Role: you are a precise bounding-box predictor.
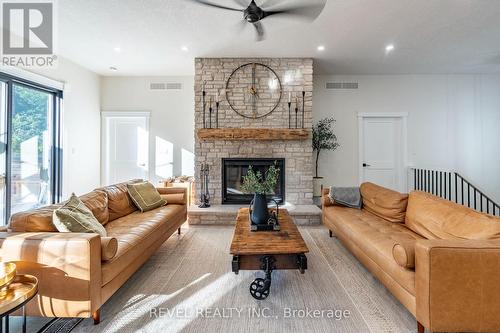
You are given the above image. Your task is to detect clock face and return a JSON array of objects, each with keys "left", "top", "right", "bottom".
[{"left": 225, "top": 63, "right": 282, "bottom": 119}]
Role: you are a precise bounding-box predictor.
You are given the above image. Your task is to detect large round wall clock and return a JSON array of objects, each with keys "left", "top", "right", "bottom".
[{"left": 225, "top": 63, "right": 282, "bottom": 119}]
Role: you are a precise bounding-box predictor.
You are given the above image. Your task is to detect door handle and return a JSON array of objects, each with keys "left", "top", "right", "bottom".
[{"left": 362, "top": 163, "right": 371, "bottom": 167}]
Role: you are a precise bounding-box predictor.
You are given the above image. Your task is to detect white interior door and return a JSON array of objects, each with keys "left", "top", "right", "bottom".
[
  {"left": 102, "top": 112, "right": 150, "bottom": 185},
  {"left": 359, "top": 115, "right": 406, "bottom": 191}
]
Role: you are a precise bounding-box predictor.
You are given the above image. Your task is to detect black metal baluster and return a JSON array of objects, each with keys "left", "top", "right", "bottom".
[
  {"left": 467, "top": 183, "right": 470, "bottom": 208},
  {"left": 431, "top": 171, "right": 434, "bottom": 195},
  {"left": 414, "top": 169, "right": 417, "bottom": 191},
  {"left": 443, "top": 172, "right": 446, "bottom": 199},
  {"left": 426, "top": 170, "right": 429, "bottom": 192},
  {"left": 487, "top": 199, "right": 490, "bottom": 214},
  {"left": 461, "top": 177, "right": 464, "bottom": 205},
  {"left": 473, "top": 188, "right": 477, "bottom": 210},
  {"left": 455, "top": 173, "right": 458, "bottom": 203},
  {"left": 480, "top": 194, "right": 483, "bottom": 213},
  {"left": 448, "top": 172, "right": 452, "bottom": 201},
  {"left": 439, "top": 171, "right": 443, "bottom": 198}
]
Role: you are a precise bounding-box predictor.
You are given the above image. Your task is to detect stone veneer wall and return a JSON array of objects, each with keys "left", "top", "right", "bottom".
[{"left": 194, "top": 58, "right": 313, "bottom": 205}]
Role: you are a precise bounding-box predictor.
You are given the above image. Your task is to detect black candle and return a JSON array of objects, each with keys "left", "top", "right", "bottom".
[
  {"left": 202, "top": 82, "right": 206, "bottom": 129},
  {"left": 302, "top": 91, "right": 305, "bottom": 129}
]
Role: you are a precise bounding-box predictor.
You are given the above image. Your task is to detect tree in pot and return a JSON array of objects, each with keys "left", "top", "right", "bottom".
[
  {"left": 312, "top": 117, "right": 340, "bottom": 196},
  {"left": 241, "top": 163, "right": 280, "bottom": 225}
]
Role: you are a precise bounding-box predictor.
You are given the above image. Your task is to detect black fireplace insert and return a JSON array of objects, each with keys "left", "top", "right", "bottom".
[{"left": 222, "top": 158, "right": 285, "bottom": 204}]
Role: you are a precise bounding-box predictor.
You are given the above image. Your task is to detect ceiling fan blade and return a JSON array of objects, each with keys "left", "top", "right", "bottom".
[
  {"left": 253, "top": 21, "right": 265, "bottom": 41},
  {"left": 261, "top": 0, "right": 285, "bottom": 8},
  {"left": 263, "top": 2, "right": 326, "bottom": 21},
  {"left": 188, "top": 0, "right": 243, "bottom": 12},
  {"left": 233, "top": 0, "right": 250, "bottom": 7}
]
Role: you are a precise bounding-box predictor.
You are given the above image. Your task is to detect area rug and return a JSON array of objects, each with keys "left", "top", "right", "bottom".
[
  {"left": 38, "top": 318, "right": 83, "bottom": 333},
  {"left": 71, "top": 226, "right": 415, "bottom": 333}
]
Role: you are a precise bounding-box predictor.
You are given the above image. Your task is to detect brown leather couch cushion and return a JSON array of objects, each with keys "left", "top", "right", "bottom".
[
  {"left": 101, "top": 204, "right": 186, "bottom": 285},
  {"left": 9, "top": 204, "right": 61, "bottom": 232},
  {"left": 101, "top": 237, "right": 118, "bottom": 261},
  {"left": 360, "top": 182, "right": 409, "bottom": 223},
  {"left": 100, "top": 179, "right": 142, "bottom": 221},
  {"left": 10, "top": 190, "right": 110, "bottom": 232},
  {"left": 393, "top": 239, "right": 416, "bottom": 269},
  {"left": 80, "top": 190, "right": 109, "bottom": 225},
  {"left": 325, "top": 205, "right": 422, "bottom": 295},
  {"left": 405, "top": 191, "right": 500, "bottom": 240}
]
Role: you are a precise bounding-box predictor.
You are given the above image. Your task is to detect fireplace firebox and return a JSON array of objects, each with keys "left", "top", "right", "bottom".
[{"left": 222, "top": 158, "right": 285, "bottom": 204}]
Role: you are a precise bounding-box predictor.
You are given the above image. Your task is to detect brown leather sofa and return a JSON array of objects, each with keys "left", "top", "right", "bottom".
[
  {"left": 0, "top": 180, "right": 187, "bottom": 324},
  {"left": 323, "top": 182, "right": 500, "bottom": 333}
]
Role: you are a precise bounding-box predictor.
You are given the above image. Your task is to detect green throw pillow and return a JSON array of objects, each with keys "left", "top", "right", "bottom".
[
  {"left": 127, "top": 182, "right": 166, "bottom": 212},
  {"left": 53, "top": 193, "right": 107, "bottom": 237}
]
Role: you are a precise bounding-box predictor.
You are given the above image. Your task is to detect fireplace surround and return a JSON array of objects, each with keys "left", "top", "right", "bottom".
[
  {"left": 222, "top": 158, "right": 285, "bottom": 204},
  {"left": 194, "top": 57, "right": 314, "bottom": 206}
]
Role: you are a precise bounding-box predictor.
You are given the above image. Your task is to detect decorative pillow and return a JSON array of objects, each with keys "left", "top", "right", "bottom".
[
  {"left": 127, "top": 182, "right": 166, "bottom": 212},
  {"left": 53, "top": 193, "right": 107, "bottom": 237}
]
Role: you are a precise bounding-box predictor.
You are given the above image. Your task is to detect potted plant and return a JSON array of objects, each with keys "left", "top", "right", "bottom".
[
  {"left": 312, "top": 117, "right": 340, "bottom": 197},
  {"left": 241, "top": 163, "right": 280, "bottom": 225}
]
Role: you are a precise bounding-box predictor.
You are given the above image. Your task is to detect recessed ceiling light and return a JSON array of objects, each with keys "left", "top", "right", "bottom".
[
  {"left": 109, "top": 66, "right": 118, "bottom": 71},
  {"left": 113, "top": 47, "right": 121, "bottom": 53},
  {"left": 181, "top": 46, "right": 189, "bottom": 52},
  {"left": 317, "top": 45, "right": 325, "bottom": 51},
  {"left": 385, "top": 44, "right": 395, "bottom": 54}
]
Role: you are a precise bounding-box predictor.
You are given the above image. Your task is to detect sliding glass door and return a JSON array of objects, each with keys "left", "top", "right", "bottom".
[
  {"left": 0, "top": 74, "right": 62, "bottom": 225},
  {"left": 0, "top": 82, "right": 7, "bottom": 225}
]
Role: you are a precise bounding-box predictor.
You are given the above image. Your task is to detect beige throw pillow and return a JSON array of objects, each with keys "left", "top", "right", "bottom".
[
  {"left": 53, "top": 193, "right": 107, "bottom": 237},
  {"left": 127, "top": 182, "right": 166, "bottom": 212}
]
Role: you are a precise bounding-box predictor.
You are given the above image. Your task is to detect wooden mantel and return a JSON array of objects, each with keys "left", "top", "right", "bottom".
[{"left": 197, "top": 128, "right": 310, "bottom": 141}]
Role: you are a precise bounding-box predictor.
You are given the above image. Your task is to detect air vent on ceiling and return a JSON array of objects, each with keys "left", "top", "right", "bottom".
[
  {"left": 326, "top": 82, "right": 359, "bottom": 90},
  {"left": 149, "top": 82, "right": 182, "bottom": 90}
]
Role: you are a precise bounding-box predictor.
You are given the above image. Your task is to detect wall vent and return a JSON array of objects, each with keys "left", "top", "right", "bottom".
[
  {"left": 326, "top": 82, "right": 359, "bottom": 90},
  {"left": 166, "top": 83, "right": 182, "bottom": 90},
  {"left": 149, "top": 82, "right": 182, "bottom": 90}
]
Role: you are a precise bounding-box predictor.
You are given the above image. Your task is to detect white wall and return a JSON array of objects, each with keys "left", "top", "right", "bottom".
[
  {"left": 452, "top": 75, "right": 500, "bottom": 203},
  {"left": 32, "top": 58, "right": 101, "bottom": 198},
  {"left": 313, "top": 74, "right": 500, "bottom": 202},
  {"left": 100, "top": 76, "right": 195, "bottom": 185}
]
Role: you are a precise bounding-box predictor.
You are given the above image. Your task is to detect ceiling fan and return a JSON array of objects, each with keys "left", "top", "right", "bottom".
[{"left": 188, "top": 0, "right": 326, "bottom": 41}]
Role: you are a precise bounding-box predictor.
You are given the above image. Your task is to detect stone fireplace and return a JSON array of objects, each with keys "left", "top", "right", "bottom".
[{"left": 190, "top": 58, "right": 319, "bottom": 225}]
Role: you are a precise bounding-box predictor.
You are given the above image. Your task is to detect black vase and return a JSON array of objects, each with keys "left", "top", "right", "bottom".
[{"left": 251, "top": 193, "right": 269, "bottom": 225}]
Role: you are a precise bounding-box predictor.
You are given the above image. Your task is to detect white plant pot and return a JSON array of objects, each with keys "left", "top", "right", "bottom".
[{"left": 313, "top": 177, "right": 324, "bottom": 197}]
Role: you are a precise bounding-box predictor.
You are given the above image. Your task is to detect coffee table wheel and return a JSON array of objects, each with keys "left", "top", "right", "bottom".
[{"left": 249, "top": 278, "right": 270, "bottom": 300}]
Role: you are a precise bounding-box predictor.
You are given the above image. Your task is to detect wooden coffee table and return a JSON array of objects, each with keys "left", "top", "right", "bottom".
[{"left": 230, "top": 208, "right": 309, "bottom": 300}]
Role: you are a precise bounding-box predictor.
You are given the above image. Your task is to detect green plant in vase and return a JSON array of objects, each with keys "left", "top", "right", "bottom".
[
  {"left": 241, "top": 163, "right": 280, "bottom": 225},
  {"left": 312, "top": 117, "right": 340, "bottom": 197}
]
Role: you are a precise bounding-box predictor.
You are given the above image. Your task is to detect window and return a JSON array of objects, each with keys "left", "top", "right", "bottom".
[{"left": 0, "top": 73, "right": 62, "bottom": 225}]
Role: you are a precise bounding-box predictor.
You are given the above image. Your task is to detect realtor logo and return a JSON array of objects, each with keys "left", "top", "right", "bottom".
[{"left": 1, "top": 0, "right": 56, "bottom": 67}]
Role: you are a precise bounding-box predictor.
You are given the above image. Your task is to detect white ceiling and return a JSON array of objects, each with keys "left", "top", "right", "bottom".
[{"left": 57, "top": 0, "right": 500, "bottom": 76}]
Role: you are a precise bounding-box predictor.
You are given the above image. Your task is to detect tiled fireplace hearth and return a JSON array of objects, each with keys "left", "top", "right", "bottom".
[{"left": 189, "top": 58, "right": 321, "bottom": 225}]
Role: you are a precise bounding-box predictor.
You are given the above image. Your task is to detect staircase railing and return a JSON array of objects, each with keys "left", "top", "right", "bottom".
[{"left": 410, "top": 168, "right": 500, "bottom": 217}]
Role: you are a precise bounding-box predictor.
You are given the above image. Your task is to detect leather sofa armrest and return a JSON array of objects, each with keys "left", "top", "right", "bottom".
[
  {"left": 0, "top": 232, "right": 102, "bottom": 317},
  {"left": 415, "top": 239, "right": 500, "bottom": 332},
  {"left": 157, "top": 187, "right": 187, "bottom": 205},
  {"left": 322, "top": 187, "right": 333, "bottom": 207},
  {"left": 101, "top": 237, "right": 118, "bottom": 261}
]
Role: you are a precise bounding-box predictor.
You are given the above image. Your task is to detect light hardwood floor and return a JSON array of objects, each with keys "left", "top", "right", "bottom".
[{"left": 13, "top": 225, "right": 417, "bottom": 332}]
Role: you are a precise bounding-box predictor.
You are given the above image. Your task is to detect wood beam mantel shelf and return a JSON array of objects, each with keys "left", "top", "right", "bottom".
[{"left": 197, "top": 128, "right": 310, "bottom": 141}]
